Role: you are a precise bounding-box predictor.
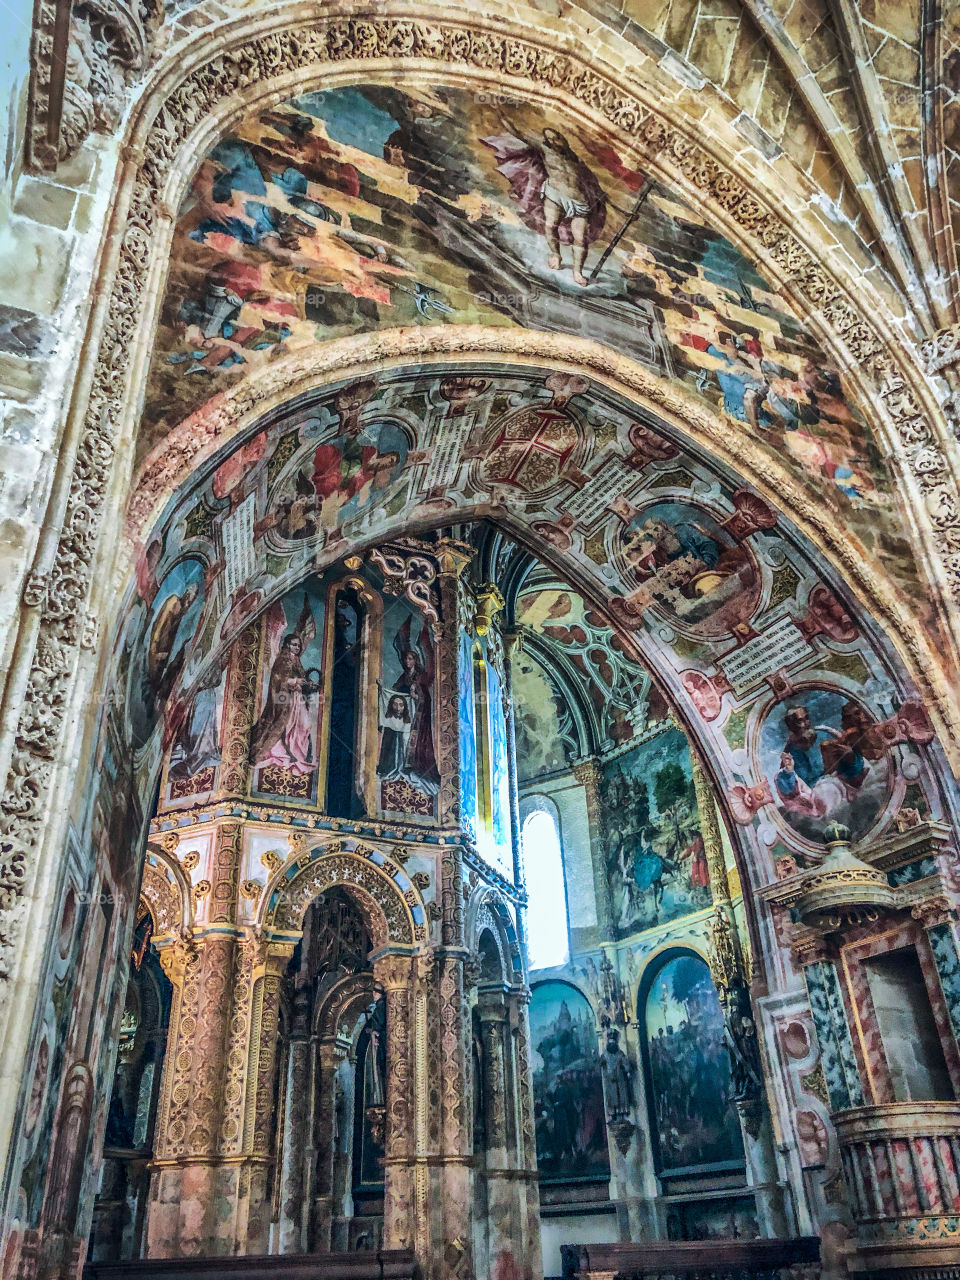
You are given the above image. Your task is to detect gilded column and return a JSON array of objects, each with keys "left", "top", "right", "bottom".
[
  {"left": 215, "top": 620, "right": 260, "bottom": 800},
  {"left": 237, "top": 940, "right": 293, "bottom": 1254},
  {"left": 146, "top": 932, "right": 236, "bottom": 1256}
]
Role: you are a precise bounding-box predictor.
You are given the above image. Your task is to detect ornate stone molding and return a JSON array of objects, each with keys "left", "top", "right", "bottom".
[
  {"left": 27, "top": 0, "right": 158, "bottom": 169},
  {"left": 921, "top": 323, "right": 960, "bottom": 377}
]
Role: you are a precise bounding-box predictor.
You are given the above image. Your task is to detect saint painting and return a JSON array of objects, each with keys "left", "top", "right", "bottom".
[
  {"left": 378, "top": 614, "right": 440, "bottom": 807},
  {"left": 168, "top": 662, "right": 225, "bottom": 794},
  {"left": 760, "top": 689, "right": 896, "bottom": 843},
  {"left": 620, "top": 502, "right": 760, "bottom": 638},
  {"left": 251, "top": 596, "right": 321, "bottom": 781},
  {"left": 128, "top": 559, "right": 205, "bottom": 749}
]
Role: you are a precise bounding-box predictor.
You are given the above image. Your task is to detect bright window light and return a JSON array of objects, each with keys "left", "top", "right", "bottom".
[{"left": 523, "top": 810, "right": 569, "bottom": 971}]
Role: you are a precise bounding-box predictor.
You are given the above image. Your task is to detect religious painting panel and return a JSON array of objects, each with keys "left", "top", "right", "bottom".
[
  {"left": 251, "top": 578, "right": 325, "bottom": 802},
  {"left": 599, "top": 727, "right": 709, "bottom": 939},
  {"left": 757, "top": 686, "right": 901, "bottom": 846},
  {"left": 262, "top": 408, "right": 411, "bottom": 551},
  {"left": 127, "top": 557, "right": 206, "bottom": 752},
  {"left": 378, "top": 595, "right": 439, "bottom": 819},
  {"left": 642, "top": 952, "right": 744, "bottom": 1175},
  {"left": 529, "top": 981, "right": 609, "bottom": 1183},
  {"left": 612, "top": 500, "right": 763, "bottom": 640},
  {"left": 162, "top": 663, "right": 226, "bottom": 806}
]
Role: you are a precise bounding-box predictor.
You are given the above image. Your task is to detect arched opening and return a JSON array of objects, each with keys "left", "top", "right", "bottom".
[{"left": 274, "top": 886, "right": 383, "bottom": 1253}]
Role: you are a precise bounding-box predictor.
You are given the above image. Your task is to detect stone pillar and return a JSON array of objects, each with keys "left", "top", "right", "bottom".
[
  {"left": 435, "top": 947, "right": 474, "bottom": 1280},
  {"left": 310, "top": 1036, "right": 348, "bottom": 1251},
  {"left": 236, "top": 941, "right": 292, "bottom": 1254},
  {"left": 695, "top": 754, "right": 790, "bottom": 1236},
  {"left": 146, "top": 933, "right": 236, "bottom": 1256},
  {"left": 913, "top": 896, "right": 960, "bottom": 1052},
  {"left": 477, "top": 986, "right": 519, "bottom": 1272},
  {"left": 277, "top": 989, "right": 312, "bottom": 1252},
  {"left": 797, "top": 940, "right": 866, "bottom": 1115},
  {"left": 572, "top": 758, "right": 615, "bottom": 938},
  {"left": 145, "top": 926, "right": 294, "bottom": 1258},
  {"left": 375, "top": 953, "right": 419, "bottom": 1258},
  {"left": 510, "top": 989, "right": 544, "bottom": 1279}
]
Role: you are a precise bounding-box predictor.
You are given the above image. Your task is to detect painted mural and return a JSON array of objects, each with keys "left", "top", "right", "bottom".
[
  {"left": 644, "top": 953, "right": 743, "bottom": 1174},
  {"left": 599, "top": 728, "right": 709, "bottom": 938},
  {"left": 121, "top": 365, "right": 950, "bottom": 878},
  {"left": 529, "top": 982, "right": 609, "bottom": 1182},
  {"left": 378, "top": 600, "right": 439, "bottom": 818},
  {"left": 251, "top": 582, "right": 326, "bottom": 802},
  {"left": 128, "top": 557, "right": 206, "bottom": 752},
  {"left": 757, "top": 687, "right": 933, "bottom": 846},
  {"left": 512, "top": 651, "right": 577, "bottom": 782},
  {"left": 618, "top": 500, "right": 764, "bottom": 639},
  {"left": 140, "top": 82, "right": 923, "bottom": 610},
  {"left": 164, "top": 663, "right": 225, "bottom": 804}
]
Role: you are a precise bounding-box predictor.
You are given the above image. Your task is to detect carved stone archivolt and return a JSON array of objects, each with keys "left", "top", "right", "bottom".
[{"left": 264, "top": 843, "right": 423, "bottom": 948}]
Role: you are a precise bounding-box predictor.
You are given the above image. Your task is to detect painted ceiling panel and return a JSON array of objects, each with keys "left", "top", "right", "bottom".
[{"left": 142, "top": 82, "right": 926, "bottom": 615}]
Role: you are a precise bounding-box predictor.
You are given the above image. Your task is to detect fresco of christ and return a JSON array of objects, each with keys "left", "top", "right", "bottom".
[{"left": 482, "top": 126, "right": 607, "bottom": 285}]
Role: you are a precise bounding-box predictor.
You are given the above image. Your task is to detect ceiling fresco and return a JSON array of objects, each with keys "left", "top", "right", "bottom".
[
  {"left": 113, "top": 363, "right": 957, "bottom": 888},
  {"left": 142, "top": 82, "right": 923, "bottom": 609}
]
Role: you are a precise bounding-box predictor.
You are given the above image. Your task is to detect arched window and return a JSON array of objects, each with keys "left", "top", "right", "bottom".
[
  {"left": 522, "top": 808, "right": 569, "bottom": 971},
  {"left": 473, "top": 647, "right": 492, "bottom": 835}
]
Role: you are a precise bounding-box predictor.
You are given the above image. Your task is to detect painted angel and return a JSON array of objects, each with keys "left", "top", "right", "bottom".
[
  {"left": 250, "top": 596, "right": 320, "bottom": 774},
  {"left": 481, "top": 125, "right": 607, "bottom": 285},
  {"left": 391, "top": 615, "right": 440, "bottom": 795}
]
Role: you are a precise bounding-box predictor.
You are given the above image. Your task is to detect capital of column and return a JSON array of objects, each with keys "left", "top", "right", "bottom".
[{"left": 911, "top": 894, "right": 956, "bottom": 928}]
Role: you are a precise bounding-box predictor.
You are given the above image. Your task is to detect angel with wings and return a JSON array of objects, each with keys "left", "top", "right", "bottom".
[
  {"left": 481, "top": 125, "right": 607, "bottom": 286},
  {"left": 383, "top": 615, "right": 440, "bottom": 795},
  {"left": 250, "top": 596, "right": 320, "bottom": 774}
]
